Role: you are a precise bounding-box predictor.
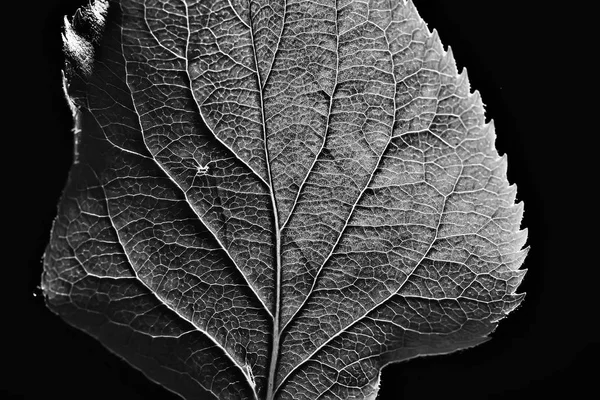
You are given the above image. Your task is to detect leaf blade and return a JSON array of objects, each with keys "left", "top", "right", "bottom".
[{"left": 43, "top": 1, "right": 527, "bottom": 399}]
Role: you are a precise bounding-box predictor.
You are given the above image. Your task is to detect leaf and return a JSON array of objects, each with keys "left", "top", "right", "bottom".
[{"left": 42, "top": 0, "right": 528, "bottom": 399}]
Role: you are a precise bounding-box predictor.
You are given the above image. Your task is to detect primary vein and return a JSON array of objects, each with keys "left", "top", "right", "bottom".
[{"left": 241, "top": 3, "right": 284, "bottom": 399}]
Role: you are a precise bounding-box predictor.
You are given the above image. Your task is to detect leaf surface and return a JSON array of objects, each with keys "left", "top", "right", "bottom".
[{"left": 42, "top": 0, "right": 528, "bottom": 399}]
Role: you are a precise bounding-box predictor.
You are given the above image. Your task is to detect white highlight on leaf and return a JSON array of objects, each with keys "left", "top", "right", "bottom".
[
  {"left": 89, "top": 0, "right": 109, "bottom": 22},
  {"left": 196, "top": 163, "right": 209, "bottom": 175},
  {"left": 62, "top": 0, "right": 108, "bottom": 76},
  {"left": 244, "top": 362, "right": 256, "bottom": 390}
]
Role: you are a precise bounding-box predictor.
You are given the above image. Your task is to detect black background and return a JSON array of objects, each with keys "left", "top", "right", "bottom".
[{"left": 9, "top": 1, "right": 594, "bottom": 399}]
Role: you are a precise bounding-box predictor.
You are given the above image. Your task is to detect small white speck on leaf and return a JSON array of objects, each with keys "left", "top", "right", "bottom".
[{"left": 196, "top": 164, "right": 209, "bottom": 176}]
